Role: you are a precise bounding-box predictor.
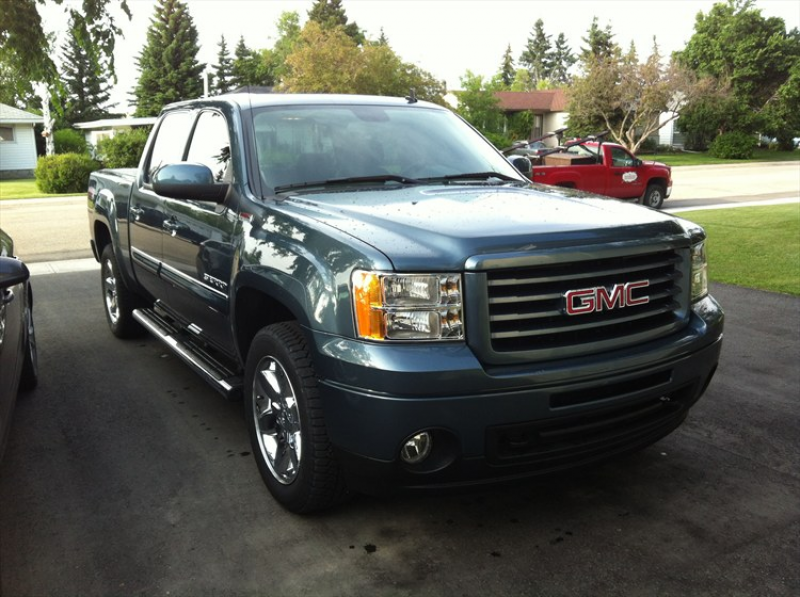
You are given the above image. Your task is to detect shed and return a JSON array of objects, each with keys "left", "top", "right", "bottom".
[{"left": 0, "top": 103, "right": 44, "bottom": 179}]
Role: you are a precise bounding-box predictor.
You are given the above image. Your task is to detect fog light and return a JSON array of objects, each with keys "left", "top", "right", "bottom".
[{"left": 400, "top": 432, "right": 432, "bottom": 465}]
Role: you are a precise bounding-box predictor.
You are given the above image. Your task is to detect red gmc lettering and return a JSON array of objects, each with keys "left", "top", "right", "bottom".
[{"left": 565, "top": 281, "right": 650, "bottom": 315}]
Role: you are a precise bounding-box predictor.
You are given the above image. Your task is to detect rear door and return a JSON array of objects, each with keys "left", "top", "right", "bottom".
[{"left": 128, "top": 111, "right": 194, "bottom": 299}]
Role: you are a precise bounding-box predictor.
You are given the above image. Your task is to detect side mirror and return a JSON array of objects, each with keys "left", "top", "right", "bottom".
[
  {"left": 509, "top": 155, "right": 532, "bottom": 178},
  {"left": 0, "top": 256, "right": 30, "bottom": 291},
  {"left": 152, "top": 163, "right": 229, "bottom": 203},
  {"left": 634, "top": 158, "right": 643, "bottom": 167}
]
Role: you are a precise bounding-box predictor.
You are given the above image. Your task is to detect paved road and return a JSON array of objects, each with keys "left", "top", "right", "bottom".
[
  {"left": 0, "top": 273, "right": 798, "bottom": 596},
  {"left": 1, "top": 161, "right": 798, "bottom": 264}
]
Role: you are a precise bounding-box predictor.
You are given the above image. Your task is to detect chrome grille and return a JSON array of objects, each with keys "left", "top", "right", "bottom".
[{"left": 485, "top": 248, "right": 687, "bottom": 356}]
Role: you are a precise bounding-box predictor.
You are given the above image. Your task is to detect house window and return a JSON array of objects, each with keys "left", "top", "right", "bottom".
[{"left": 0, "top": 126, "right": 15, "bottom": 142}]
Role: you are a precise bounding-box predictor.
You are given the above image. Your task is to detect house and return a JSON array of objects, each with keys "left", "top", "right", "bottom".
[
  {"left": 0, "top": 103, "right": 44, "bottom": 179},
  {"left": 74, "top": 116, "right": 158, "bottom": 155},
  {"left": 494, "top": 90, "right": 569, "bottom": 144}
]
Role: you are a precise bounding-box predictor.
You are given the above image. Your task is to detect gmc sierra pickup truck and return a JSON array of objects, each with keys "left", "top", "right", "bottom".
[
  {"left": 88, "top": 93, "right": 723, "bottom": 513},
  {"left": 528, "top": 140, "right": 673, "bottom": 209}
]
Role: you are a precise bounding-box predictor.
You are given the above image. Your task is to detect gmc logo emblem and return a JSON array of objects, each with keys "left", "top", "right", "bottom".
[{"left": 564, "top": 280, "right": 650, "bottom": 315}]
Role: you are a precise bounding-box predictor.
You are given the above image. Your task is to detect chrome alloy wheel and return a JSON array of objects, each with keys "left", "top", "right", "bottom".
[
  {"left": 102, "top": 257, "right": 120, "bottom": 326},
  {"left": 252, "top": 356, "right": 302, "bottom": 485}
]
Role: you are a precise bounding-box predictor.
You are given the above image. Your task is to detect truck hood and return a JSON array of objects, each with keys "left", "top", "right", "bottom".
[{"left": 280, "top": 184, "right": 688, "bottom": 270}]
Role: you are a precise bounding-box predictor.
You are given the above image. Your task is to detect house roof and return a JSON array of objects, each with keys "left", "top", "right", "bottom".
[
  {"left": 494, "top": 90, "right": 568, "bottom": 113},
  {"left": 0, "top": 103, "right": 44, "bottom": 124},
  {"left": 74, "top": 117, "right": 158, "bottom": 130}
]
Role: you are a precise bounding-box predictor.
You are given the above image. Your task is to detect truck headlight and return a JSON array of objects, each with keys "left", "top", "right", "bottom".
[
  {"left": 352, "top": 271, "right": 464, "bottom": 341},
  {"left": 690, "top": 241, "right": 708, "bottom": 302}
]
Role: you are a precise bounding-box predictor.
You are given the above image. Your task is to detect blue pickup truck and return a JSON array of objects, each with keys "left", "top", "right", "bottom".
[{"left": 88, "top": 93, "right": 723, "bottom": 513}]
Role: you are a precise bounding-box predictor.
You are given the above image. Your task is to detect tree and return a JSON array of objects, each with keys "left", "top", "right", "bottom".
[
  {"left": 568, "top": 40, "right": 711, "bottom": 152},
  {"left": 580, "top": 17, "right": 617, "bottom": 63},
  {"left": 550, "top": 33, "right": 577, "bottom": 84},
  {"left": 455, "top": 71, "right": 506, "bottom": 143},
  {"left": 0, "top": 0, "right": 130, "bottom": 90},
  {"left": 307, "top": 0, "right": 364, "bottom": 45},
  {"left": 58, "top": 15, "right": 112, "bottom": 126},
  {"left": 676, "top": 0, "right": 800, "bottom": 145},
  {"left": 133, "top": 0, "right": 205, "bottom": 116},
  {"left": 281, "top": 21, "right": 445, "bottom": 104},
  {"left": 498, "top": 45, "right": 516, "bottom": 88},
  {"left": 520, "top": 19, "right": 553, "bottom": 86},
  {"left": 212, "top": 35, "right": 234, "bottom": 95}
]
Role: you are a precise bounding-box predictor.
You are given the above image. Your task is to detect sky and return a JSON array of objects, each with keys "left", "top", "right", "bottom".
[{"left": 40, "top": 0, "right": 800, "bottom": 111}]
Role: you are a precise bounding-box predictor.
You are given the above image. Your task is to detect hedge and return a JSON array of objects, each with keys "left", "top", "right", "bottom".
[{"left": 35, "top": 153, "right": 101, "bottom": 194}]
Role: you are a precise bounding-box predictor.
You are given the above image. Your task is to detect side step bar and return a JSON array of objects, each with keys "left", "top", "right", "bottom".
[{"left": 133, "top": 308, "right": 243, "bottom": 400}]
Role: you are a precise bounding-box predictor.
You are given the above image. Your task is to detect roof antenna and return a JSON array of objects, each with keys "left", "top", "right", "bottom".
[{"left": 405, "top": 88, "right": 418, "bottom": 104}]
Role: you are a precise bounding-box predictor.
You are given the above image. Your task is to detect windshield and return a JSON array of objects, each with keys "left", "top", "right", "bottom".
[{"left": 251, "top": 104, "right": 524, "bottom": 194}]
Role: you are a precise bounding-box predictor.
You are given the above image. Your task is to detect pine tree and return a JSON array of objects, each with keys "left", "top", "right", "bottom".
[
  {"left": 133, "top": 0, "right": 205, "bottom": 116},
  {"left": 520, "top": 19, "right": 553, "bottom": 85},
  {"left": 213, "top": 35, "right": 234, "bottom": 94},
  {"left": 550, "top": 33, "right": 577, "bottom": 85},
  {"left": 307, "top": 0, "right": 364, "bottom": 45},
  {"left": 499, "top": 44, "right": 515, "bottom": 88},
  {"left": 581, "top": 17, "right": 617, "bottom": 63},
  {"left": 59, "top": 15, "right": 112, "bottom": 125}
]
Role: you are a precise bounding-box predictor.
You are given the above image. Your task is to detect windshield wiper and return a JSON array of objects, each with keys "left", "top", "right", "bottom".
[
  {"left": 274, "top": 174, "right": 422, "bottom": 194},
  {"left": 419, "top": 171, "right": 522, "bottom": 184}
]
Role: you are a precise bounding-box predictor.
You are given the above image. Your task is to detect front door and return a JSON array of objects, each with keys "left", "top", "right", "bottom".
[
  {"left": 159, "top": 110, "right": 238, "bottom": 354},
  {"left": 606, "top": 146, "right": 646, "bottom": 199}
]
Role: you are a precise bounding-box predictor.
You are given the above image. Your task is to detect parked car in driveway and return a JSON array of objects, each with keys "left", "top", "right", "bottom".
[{"left": 0, "top": 229, "right": 38, "bottom": 461}]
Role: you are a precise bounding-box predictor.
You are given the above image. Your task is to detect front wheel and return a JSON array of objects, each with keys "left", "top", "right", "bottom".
[
  {"left": 244, "top": 322, "right": 347, "bottom": 513},
  {"left": 641, "top": 184, "right": 666, "bottom": 209}
]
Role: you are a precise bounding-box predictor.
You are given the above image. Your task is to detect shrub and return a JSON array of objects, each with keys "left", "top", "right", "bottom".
[
  {"left": 53, "top": 129, "right": 89, "bottom": 155},
  {"left": 97, "top": 127, "right": 151, "bottom": 168},
  {"left": 709, "top": 131, "right": 755, "bottom": 159},
  {"left": 35, "top": 153, "right": 100, "bottom": 193}
]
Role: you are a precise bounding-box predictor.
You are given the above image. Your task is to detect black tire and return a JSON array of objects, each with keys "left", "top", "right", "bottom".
[
  {"left": 641, "top": 183, "right": 666, "bottom": 209},
  {"left": 18, "top": 288, "right": 38, "bottom": 392},
  {"left": 100, "top": 244, "right": 145, "bottom": 338},
  {"left": 244, "top": 322, "right": 347, "bottom": 513}
]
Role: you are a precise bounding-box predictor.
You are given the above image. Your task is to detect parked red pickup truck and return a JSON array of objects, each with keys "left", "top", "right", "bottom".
[{"left": 528, "top": 142, "right": 672, "bottom": 209}]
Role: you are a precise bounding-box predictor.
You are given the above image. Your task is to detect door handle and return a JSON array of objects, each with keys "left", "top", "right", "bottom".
[
  {"left": 130, "top": 206, "right": 144, "bottom": 219},
  {"left": 1, "top": 289, "right": 14, "bottom": 306}
]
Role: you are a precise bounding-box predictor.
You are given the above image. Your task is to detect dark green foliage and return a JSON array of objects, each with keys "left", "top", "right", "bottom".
[
  {"left": 212, "top": 35, "right": 234, "bottom": 95},
  {"left": 581, "top": 17, "right": 616, "bottom": 62},
  {"left": 677, "top": 0, "right": 800, "bottom": 145},
  {"left": 307, "top": 0, "right": 364, "bottom": 45},
  {"left": 0, "top": 0, "right": 129, "bottom": 100},
  {"left": 499, "top": 45, "right": 515, "bottom": 88},
  {"left": 35, "top": 153, "right": 100, "bottom": 193},
  {"left": 58, "top": 15, "right": 112, "bottom": 127},
  {"left": 709, "top": 131, "right": 756, "bottom": 159},
  {"left": 133, "top": 0, "right": 205, "bottom": 116},
  {"left": 53, "top": 129, "right": 89, "bottom": 155},
  {"left": 520, "top": 19, "right": 553, "bottom": 85},
  {"left": 550, "top": 33, "right": 577, "bottom": 84},
  {"left": 677, "top": 95, "right": 750, "bottom": 150},
  {"left": 96, "top": 128, "right": 151, "bottom": 168}
]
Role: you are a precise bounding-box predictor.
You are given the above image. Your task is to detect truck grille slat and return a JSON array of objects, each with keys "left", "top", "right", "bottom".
[{"left": 482, "top": 247, "right": 688, "bottom": 358}]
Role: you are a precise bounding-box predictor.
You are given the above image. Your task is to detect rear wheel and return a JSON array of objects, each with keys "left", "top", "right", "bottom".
[
  {"left": 641, "top": 183, "right": 666, "bottom": 209},
  {"left": 244, "top": 322, "right": 347, "bottom": 513},
  {"left": 100, "top": 245, "right": 145, "bottom": 338},
  {"left": 18, "top": 291, "right": 38, "bottom": 392}
]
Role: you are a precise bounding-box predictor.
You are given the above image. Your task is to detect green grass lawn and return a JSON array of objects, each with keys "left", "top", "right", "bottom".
[
  {"left": 643, "top": 148, "right": 800, "bottom": 167},
  {"left": 678, "top": 203, "right": 800, "bottom": 295},
  {"left": 0, "top": 179, "right": 81, "bottom": 200}
]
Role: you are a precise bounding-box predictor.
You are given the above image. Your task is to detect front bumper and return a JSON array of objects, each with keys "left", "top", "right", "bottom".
[{"left": 310, "top": 295, "right": 723, "bottom": 493}]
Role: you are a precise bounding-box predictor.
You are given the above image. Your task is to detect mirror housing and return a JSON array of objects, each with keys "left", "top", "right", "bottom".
[
  {"left": 509, "top": 155, "right": 532, "bottom": 178},
  {"left": 0, "top": 256, "right": 30, "bottom": 291},
  {"left": 152, "top": 163, "right": 229, "bottom": 203}
]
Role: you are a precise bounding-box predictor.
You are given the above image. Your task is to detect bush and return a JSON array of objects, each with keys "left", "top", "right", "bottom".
[
  {"left": 97, "top": 127, "right": 151, "bottom": 168},
  {"left": 709, "top": 131, "right": 755, "bottom": 159},
  {"left": 35, "top": 153, "right": 100, "bottom": 193},
  {"left": 53, "top": 129, "right": 89, "bottom": 155}
]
